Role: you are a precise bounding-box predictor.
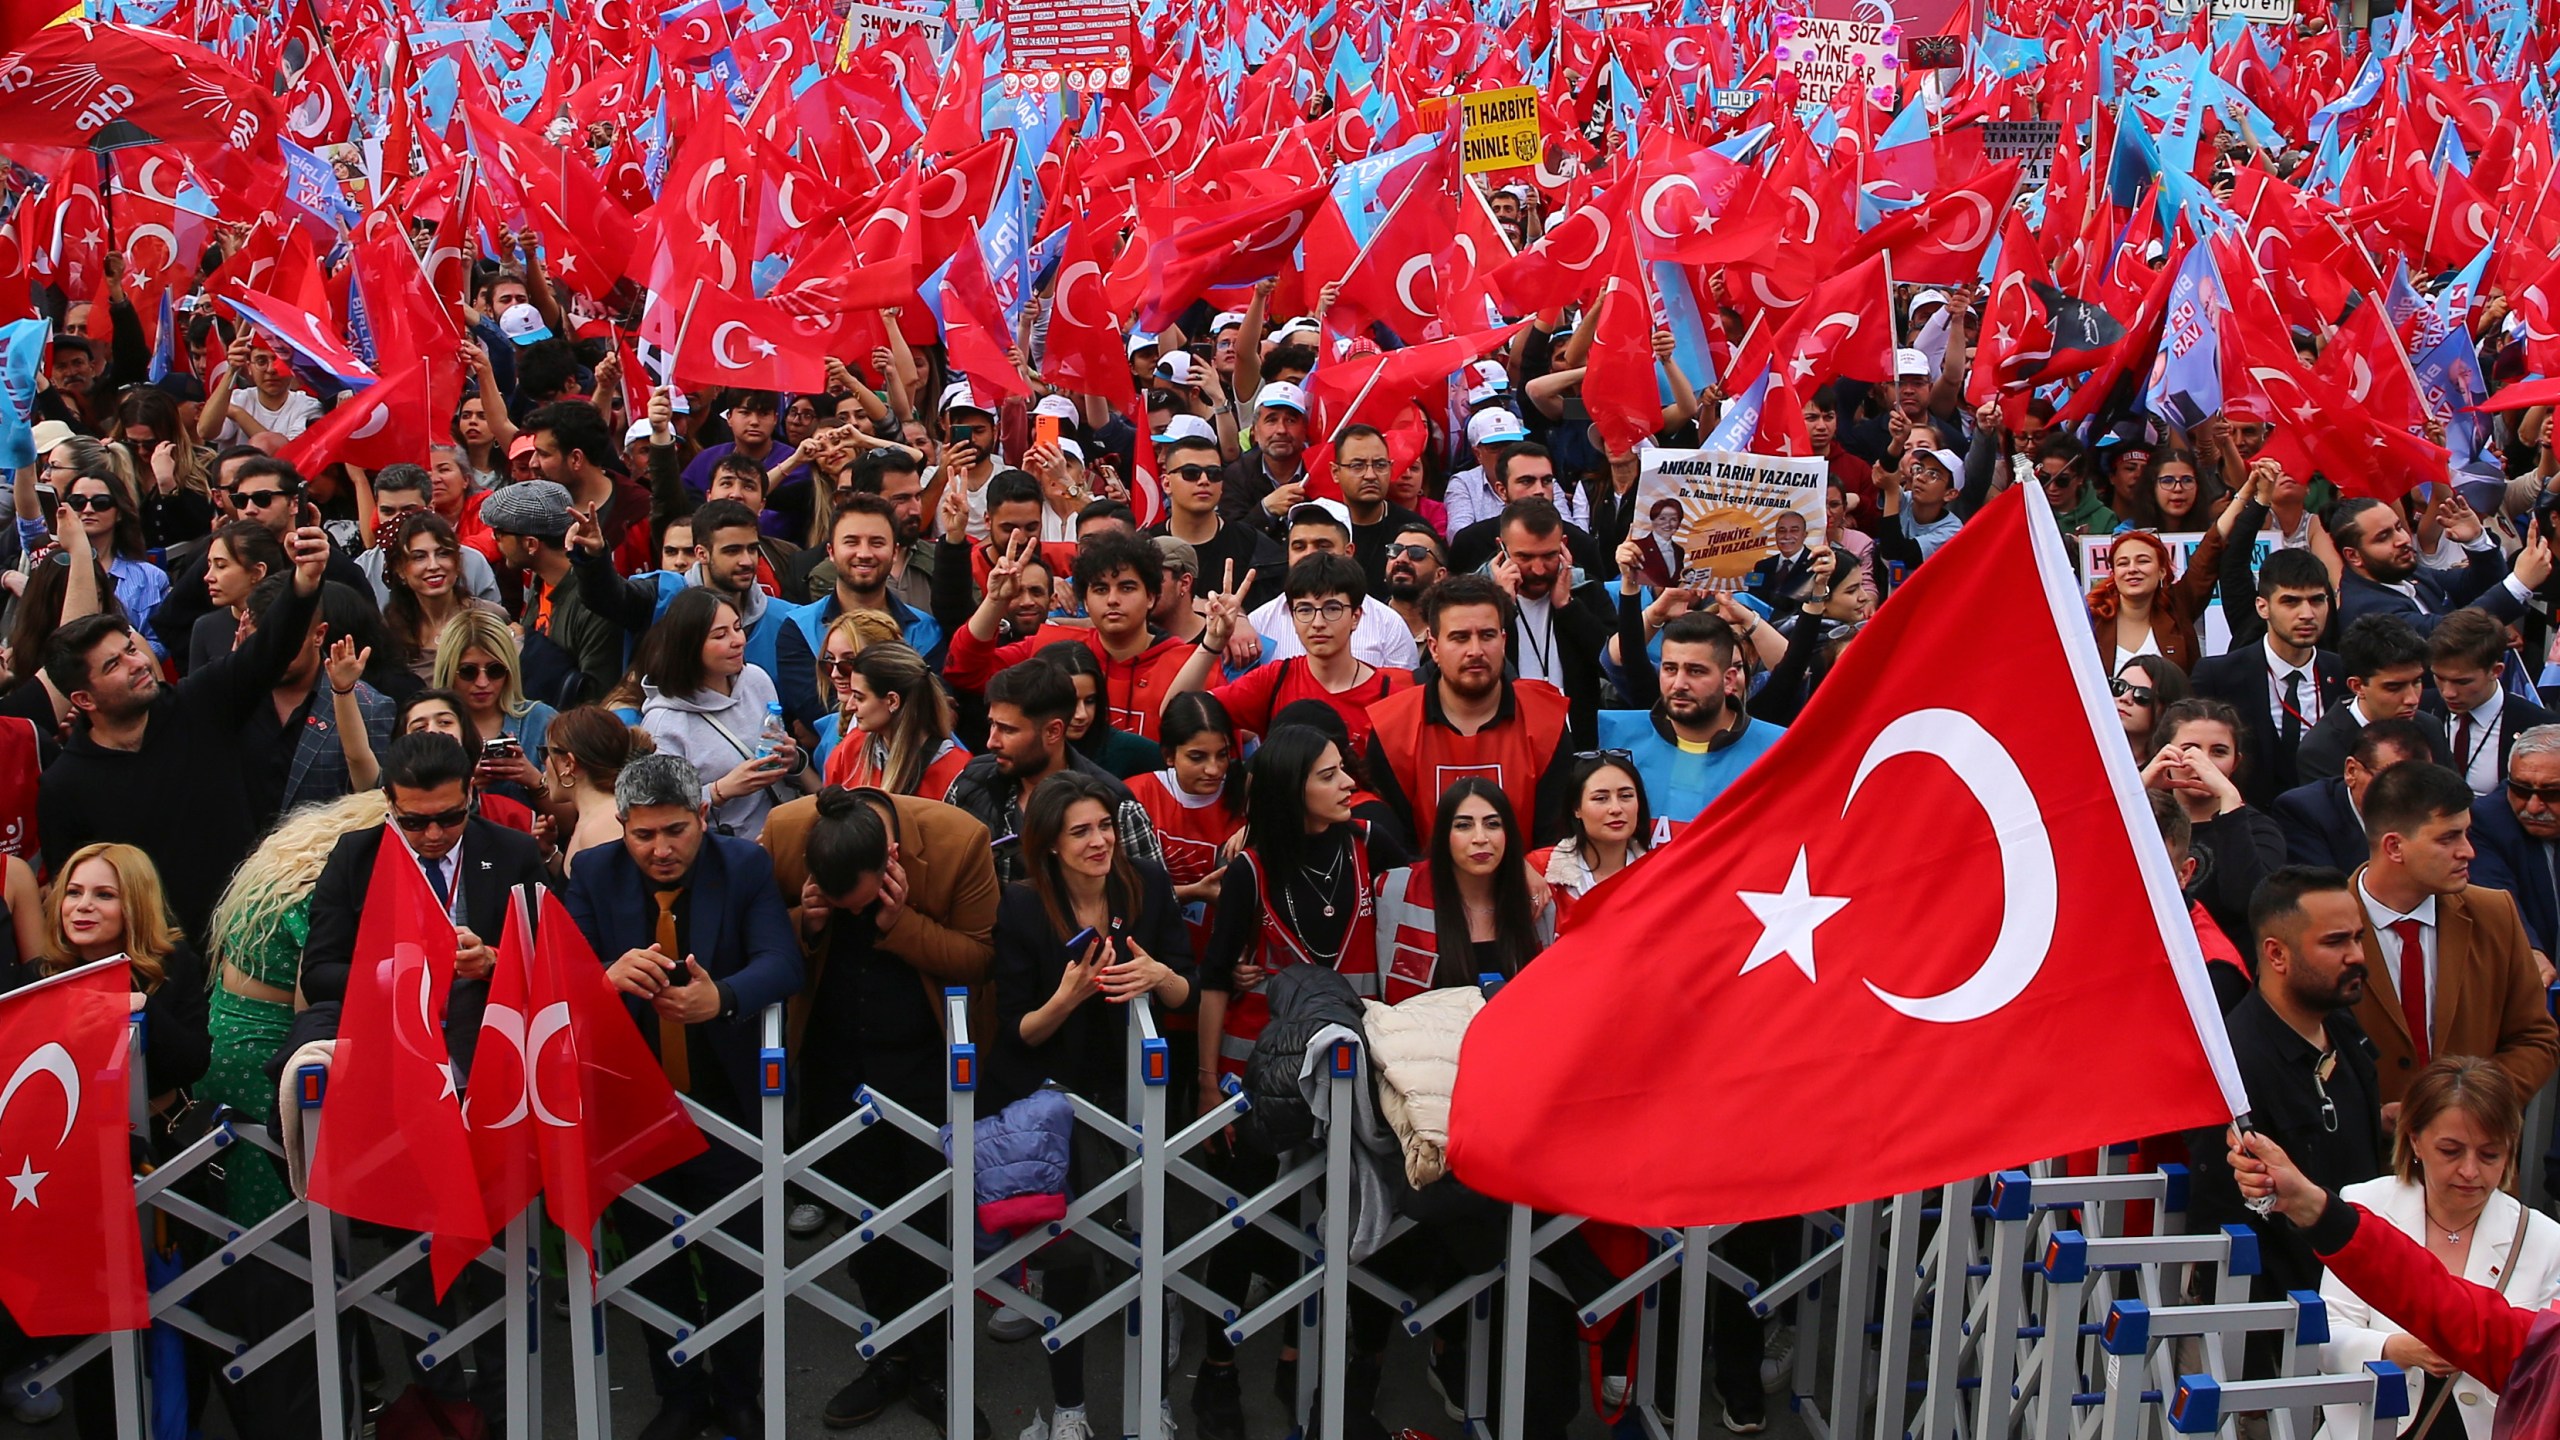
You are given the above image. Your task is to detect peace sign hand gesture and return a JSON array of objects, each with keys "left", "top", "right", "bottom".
[
  {"left": 984, "top": 530, "right": 1036, "bottom": 607},
  {"left": 564, "top": 503, "right": 605, "bottom": 557},
  {"left": 1200, "top": 560, "right": 1249, "bottom": 649}
]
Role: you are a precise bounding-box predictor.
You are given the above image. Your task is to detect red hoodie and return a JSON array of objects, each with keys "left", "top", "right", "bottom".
[{"left": 943, "top": 623, "right": 1197, "bottom": 740}]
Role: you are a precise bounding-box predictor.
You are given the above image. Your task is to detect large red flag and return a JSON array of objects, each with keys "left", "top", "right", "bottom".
[
  {"left": 1447, "top": 486, "right": 2246, "bottom": 1225},
  {"left": 307, "top": 832, "right": 485, "bottom": 1296},
  {"left": 1042, "top": 213, "right": 1138, "bottom": 410},
  {"left": 1836, "top": 158, "right": 2023, "bottom": 285},
  {"left": 528, "top": 891, "right": 704, "bottom": 1244},
  {"left": 0, "top": 958, "right": 147, "bottom": 1335},
  {"left": 451, "top": 893, "right": 542, "bottom": 1285}
]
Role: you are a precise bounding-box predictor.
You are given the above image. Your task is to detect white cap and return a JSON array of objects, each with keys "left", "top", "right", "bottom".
[
  {"left": 1156, "top": 351, "right": 1201, "bottom": 386},
  {"left": 1284, "top": 496, "right": 1354, "bottom": 530},
  {"left": 1894, "top": 347, "right": 1932, "bottom": 378},
  {"left": 1211, "top": 310, "right": 1246, "bottom": 333},
  {"left": 1272, "top": 318, "right": 1322, "bottom": 343},
  {"left": 1463, "top": 360, "right": 1510, "bottom": 405},
  {"left": 1909, "top": 288, "right": 1950, "bottom": 315},
  {"left": 1466, "top": 409, "right": 1527, "bottom": 446},
  {"left": 1156, "top": 414, "right": 1219, "bottom": 443},
  {"left": 499, "top": 303, "right": 553, "bottom": 345},
  {"left": 937, "top": 380, "right": 990, "bottom": 414},
  {"left": 1124, "top": 331, "right": 1160, "bottom": 356},
  {"left": 1252, "top": 380, "right": 1309, "bottom": 415},
  {"left": 624, "top": 418, "right": 654, "bottom": 447},
  {"left": 1909, "top": 447, "right": 1963, "bottom": 481},
  {"left": 1034, "top": 393, "right": 1081, "bottom": 421},
  {"left": 1057, "top": 437, "right": 1086, "bottom": 462}
]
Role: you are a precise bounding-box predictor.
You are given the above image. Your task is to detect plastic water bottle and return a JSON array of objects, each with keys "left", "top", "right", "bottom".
[{"left": 757, "top": 702, "right": 789, "bottom": 760}]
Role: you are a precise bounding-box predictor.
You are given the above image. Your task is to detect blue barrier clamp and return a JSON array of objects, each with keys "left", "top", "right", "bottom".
[
  {"left": 1477, "top": 972, "right": 1505, "bottom": 998},
  {"left": 2106, "top": 1141, "right": 2138, "bottom": 1157},
  {"left": 2286, "top": 1289, "right": 2330, "bottom": 1348},
  {"left": 296, "top": 1063, "right": 327, "bottom": 1109},
  {"left": 759, "top": 1045, "right": 786, "bottom": 1098},
  {"left": 2101, "top": 1299, "right": 2149, "bottom": 1356},
  {"left": 1141, "top": 1035, "right": 1169, "bottom": 1087},
  {"left": 2366, "top": 1360, "right": 2410, "bottom": 1419},
  {"left": 1329, "top": 1038, "right": 1356, "bottom": 1078},
  {"left": 1988, "top": 1171, "right": 2033, "bottom": 1221},
  {"left": 2040, "top": 1231, "right": 2087, "bottom": 1285},
  {"left": 2167, "top": 1373, "right": 2220, "bottom": 1434},
  {"left": 2219, "top": 1223, "right": 2262, "bottom": 1278},
  {"left": 2159, "top": 1162, "right": 2191, "bottom": 1213},
  {"left": 950, "top": 1043, "right": 976, "bottom": 1092}
]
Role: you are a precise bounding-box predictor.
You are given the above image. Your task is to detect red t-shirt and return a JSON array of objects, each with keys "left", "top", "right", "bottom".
[{"left": 1210, "top": 658, "right": 1413, "bottom": 755}]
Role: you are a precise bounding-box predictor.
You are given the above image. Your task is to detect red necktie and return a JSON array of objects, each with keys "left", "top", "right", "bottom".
[{"left": 2392, "top": 918, "right": 2431, "bottom": 1066}]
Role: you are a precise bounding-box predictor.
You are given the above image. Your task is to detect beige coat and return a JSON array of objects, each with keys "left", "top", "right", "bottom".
[{"left": 1362, "top": 987, "right": 1483, "bottom": 1187}]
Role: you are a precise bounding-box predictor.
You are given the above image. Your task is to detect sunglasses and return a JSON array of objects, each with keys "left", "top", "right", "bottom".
[
  {"left": 1387, "top": 542, "right": 1439, "bottom": 561},
  {"left": 821, "top": 656, "right": 860, "bottom": 675},
  {"left": 2508, "top": 780, "right": 2560, "bottom": 806},
  {"left": 454, "top": 663, "right": 509, "bottom": 682},
  {"left": 2109, "top": 676, "right": 2156, "bottom": 705},
  {"left": 230, "top": 489, "right": 292, "bottom": 509},
  {"left": 1573, "top": 749, "right": 1637, "bottom": 764},
  {"left": 390, "top": 806, "right": 471, "bottom": 832},
  {"left": 60, "top": 494, "right": 117, "bottom": 513},
  {"left": 1167, "top": 464, "right": 1220, "bottom": 483}
]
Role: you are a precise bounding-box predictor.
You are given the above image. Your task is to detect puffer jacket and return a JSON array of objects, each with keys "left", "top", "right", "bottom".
[
  {"left": 1362, "top": 988, "right": 1483, "bottom": 1188},
  {"left": 1239, "top": 964, "right": 1366, "bottom": 1156},
  {"left": 942, "top": 1088, "right": 1072, "bottom": 1244}
]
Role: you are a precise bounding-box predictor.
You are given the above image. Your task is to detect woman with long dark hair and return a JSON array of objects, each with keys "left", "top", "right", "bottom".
[
  {"left": 638, "top": 586, "right": 810, "bottom": 839},
  {"left": 1528, "top": 751, "right": 1652, "bottom": 927},
  {"left": 988, "top": 770, "right": 1192, "bottom": 1440},
  {"left": 186, "top": 519, "right": 285, "bottom": 672},
  {"left": 17, "top": 436, "right": 170, "bottom": 657},
  {"left": 1373, "top": 778, "right": 1553, "bottom": 1001},
  {"left": 382, "top": 510, "right": 500, "bottom": 680},
  {"left": 112, "top": 386, "right": 215, "bottom": 550},
  {"left": 1039, "top": 639, "right": 1159, "bottom": 779},
  {"left": 1124, "top": 691, "right": 1246, "bottom": 1121}
]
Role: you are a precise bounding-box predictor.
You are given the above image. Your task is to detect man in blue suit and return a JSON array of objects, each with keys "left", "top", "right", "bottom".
[
  {"left": 564, "top": 751, "right": 803, "bottom": 1440},
  {"left": 2270, "top": 718, "right": 2436, "bottom": 873},
  {"left": 2466, "top": 724, "right": 2560, "bottom": 973},
  {"left": 2327, "top": 496, "right": 2551, "bottom": 637}
]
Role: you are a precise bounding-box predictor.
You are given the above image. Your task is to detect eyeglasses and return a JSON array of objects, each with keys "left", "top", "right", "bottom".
[
  {"left": 390, "top": 805, "right": 471, "bottom": 832},
  {"left": 821, "top": 656, "right": 860, "bottom": 675},
  {"left": 230, "top": 489, "right": 292, "bottom": 509},
  {"left": 2156, "top": 473, "right": 2199, "bottom": 490},
  {"left": 454, "top": 662, "right": 509, "bottom": 682},
  {"left": 2508, "top": 780, "right": 2560, "bottom": 806},
  {"left": 1289, "top": 600, "right": 1353, "bottom": 623},
  {"left": 1335, "top": 459, "right": 1393, "bottom": 475},
  {"left": 1386, "top": 542, "right": 1438, "bottom": 561},
  {"left": 1167, "top": 464, "right": 1221, "bottom": 483},
  {"left": 60, "top": 494, "right": 116, "bottom": 513},
  {"left": 2109, "top": 676, "right": 2156, "bottom": 705},
  {"left": 1573, "top": 749, "right": 1637, "bottom": 765}
]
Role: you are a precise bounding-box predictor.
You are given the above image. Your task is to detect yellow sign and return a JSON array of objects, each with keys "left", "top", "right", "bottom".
[{"left": 1459, "top": 86, "right": 1541, "bottom": 175}]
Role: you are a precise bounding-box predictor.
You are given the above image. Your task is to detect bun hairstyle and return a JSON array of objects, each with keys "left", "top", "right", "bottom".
[{"left": 806, "top": 785, "right": 891, "bottom": 896}]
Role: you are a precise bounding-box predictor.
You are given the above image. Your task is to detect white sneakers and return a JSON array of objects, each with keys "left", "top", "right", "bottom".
[{"left": 988, "top": 1269, "right": 1046, "bottom": 1342}]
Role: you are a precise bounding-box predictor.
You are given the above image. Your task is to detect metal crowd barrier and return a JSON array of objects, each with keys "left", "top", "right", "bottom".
[{"left": 29, "top": 1000, "right": 2442, "bottom": 1440}]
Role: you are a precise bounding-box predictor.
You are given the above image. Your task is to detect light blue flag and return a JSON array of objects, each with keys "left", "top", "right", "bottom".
[
  {"left": 0, "top": 320, "right": 47, "bottom": 473},
  {"left": 1977, "top": 28, "right": 2046, "bottom": 79},
  {"left": 1704, "top": 366, "right": 1771, "bottom": 451},
  {"left": 979, "top": 168, "right": 1030, "bottom": 326},
  {"left": 1651, "top": 262, "right": 1718, "bottom": 400},
  {"left": 2143, "top": 243, "right": 2222, "bottom": 430},
  {"left": 145, "top": 292, "right": 173, "bottom": 386},
  {"left": 1327, "top": 130, "right": 1440, "bottom": 249}
]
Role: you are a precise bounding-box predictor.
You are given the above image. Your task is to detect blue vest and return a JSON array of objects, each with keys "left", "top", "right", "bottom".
[
  {"left": 1595, "top": 707, "right": 1786, "bottom": 836},
  {"left": 643, "top": 572, "right": 822, "bottom": 680},
  {"left": 783, "top": 590, "right": 944, "bottom": 667}
]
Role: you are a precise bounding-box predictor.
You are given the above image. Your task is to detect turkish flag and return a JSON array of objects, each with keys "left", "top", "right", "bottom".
[
  {"left": 648, "top": 283, "right": 830, "bottom": 394},
  {"left": 279, "top": 357, "right": 440, "bottom": 476},
  {"left": 938, "top": 232, "right": 1031, "bottom": 405},
  {"left": 0, "top": 958, "right": 147, "bottom": 1335},
  {"left": 1042, "top": 213, "right": 1137, "bottom": 411},
  {"left": 1487, "top": 195, "right": 1614, "bottom": 316},
  {"left": 1582, "top": 238, "right": 1664, "bottom": 457},
  {"left": 526, "top": 892, "right": 704, "bottom": 1244},
  {"left": 451, "top": 893, "right": 542, "bottom": 1285},
  {"left": 307, "top": 831, "right": 486, "bottom": 1297},
  {"left": 1837, "top": 158, "right": 2023, "bottom": 286},
  {"left": 1446, "top": 486, "right": 2247, "bottom": 1226},
  {"left": 1131, "top": 183, "right": 1330, "bottom": 331}
]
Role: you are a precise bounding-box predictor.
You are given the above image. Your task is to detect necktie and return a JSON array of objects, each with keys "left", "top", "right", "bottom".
[
  {"left": 423, "top": 856, "right": 452, "bottom": 910},
  {"left": 653, "top": 889, "right": 692, "bottom": 1094},
  {"left": 2456, "top": 712, "right": 2475, "bottom": 775},
  {"left": 2391, "top": 918, "right": 2431, "bottom": 1067},
  {"left": 2280, "top": 670, "right": 2304, "bottom": 749}
]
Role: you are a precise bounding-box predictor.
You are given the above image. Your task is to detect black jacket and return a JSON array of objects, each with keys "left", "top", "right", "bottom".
[
  {"left": 298, "top": 818, "right": 549, "bottom": 1079},
  {"left": 39, "top": 579, "right": 320, "bottom": 936},
  {"left": 2295, "top": 703, "right": 2450, "bottom": 787},
  {"left": 1508, "top": 577, "right": 1614, "bottom": 751},
  {"left": 986, "top": 863, "right": 1195, "bottom": 1110},
  {"left": 2446, "top": 693, "right": 2558, "bottom": 785},
  {"left": 151, "top": 540, "right": 367, "bottom": 678},
  {"left": 2188, "top": 644, "right": 2349, "bottom": 805},
  {"left": 2269, "top": 778, "right": 2367, "bottom": 875}
]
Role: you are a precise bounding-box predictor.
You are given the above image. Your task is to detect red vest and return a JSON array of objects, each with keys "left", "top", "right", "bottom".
[
  {"left": 1372, "top": 864, "right": 1446, "bottom": 1005},
  {"left": 1366, "top": 680, "right": 1571, "bottom": 834},
  {"left": 1126, "top": 770, "right": 1245, "bottom": 987},
  {"left": 1215, "top": 830, "right": 1378, "bottom": 1075}
]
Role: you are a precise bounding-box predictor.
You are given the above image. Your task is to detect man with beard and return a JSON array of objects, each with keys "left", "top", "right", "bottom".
[
  {"left": 572, "top": 497, "right": 808, "bottom": 679},
  {"left": 1331, "top": 424, "right": 1430, "bottom": 590},
  {"left": 2329, "top": 494, "right": 2550, "bottom": 636},
  {"left": 1224, "top": 381, "right": 1312, "bottom": 530},
  {"left": 2183, "top": 866, "right": 2384, "bottom": 1374},
  {"left": 1487, "top": 499, "right": 1613, "bottom": 747},
  {"left": 772, "top": 495, "right": 942, "bottom": 731},
  {"left": 1601, "top": 608, "right": 1785, "bottom": 839},
  {"left": 1382, "top": 522, "right": 1445, "bottom": 646},
  {"left": 940, "top": 657, "right": 1161, "bottom": 884},
  {"left": 1362, "top": 573, "right": 1575, "bottom": 843}
]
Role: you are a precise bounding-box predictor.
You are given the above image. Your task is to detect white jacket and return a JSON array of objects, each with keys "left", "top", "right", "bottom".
[
  {"left": 1361, "top": 988, "right": 1483, "bottom": 1188},
  {"left": 2319, "top": 1176, "right": 2560, "bottom": 1439},
  {"left": 639, "top": 663, "right": 795, "bottom": 840}
]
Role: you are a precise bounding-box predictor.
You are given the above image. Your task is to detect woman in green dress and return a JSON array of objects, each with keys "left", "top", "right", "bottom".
[{"left": 199, "top": 790, "right": 387, "bottom": 1225}]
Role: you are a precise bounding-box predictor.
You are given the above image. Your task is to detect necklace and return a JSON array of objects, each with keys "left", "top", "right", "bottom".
[
  {"left": 2426, "top": 1204, "right": 2480, "bottom": 1245},
  {"left": 1300, "top": 844, "right": 1347, "bottom": 917}
]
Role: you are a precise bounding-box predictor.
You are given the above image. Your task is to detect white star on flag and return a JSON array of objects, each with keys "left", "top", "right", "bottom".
[{"left": 1736, "top": 849, "right": 1851, "bottom": 983}]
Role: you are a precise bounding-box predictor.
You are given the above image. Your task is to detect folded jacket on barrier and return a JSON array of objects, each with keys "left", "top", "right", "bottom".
[
  {"left": 1361, "top": 988, "right": 1483, "bottom": 1189},
  {"left": 939, "top": 1087, "right": 1072, "bottom": 1248}
]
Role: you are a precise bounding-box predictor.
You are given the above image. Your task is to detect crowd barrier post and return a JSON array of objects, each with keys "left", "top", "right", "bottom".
[
  {"left": 1316, "top": 1034, "right": 1358, "bottom": 1440},
  {"left": 1870, "top": 1190, "right": 1929, "bottom": 1440},
  {"left": 299, "top": 1062, "right": 350, "bottom": 1440},
  {"left": 945, "top": 988, "right": 977, "bottom": 1440},
  {"left": 1828, "top": 1200, "right": 1878, "bottom": 1439},
  {"left": 564, "top": 1217, "right": 607, "bottom": 1439},
  {"left": 1673, "top": 1226, "right": 1709, "bottom": 1440},
  {"left": 1122, "top": 996, "right": 1170, "bottom": 1440},
  {"left": 112, "top": 1016, "right": 147, "bottom": 1440},
  {"left": 760, "top": 1003, "right": 788, "bottom": 1437},
  {"left": 2165, "top": 1361, "right": 2409, "bottom": 1439}
]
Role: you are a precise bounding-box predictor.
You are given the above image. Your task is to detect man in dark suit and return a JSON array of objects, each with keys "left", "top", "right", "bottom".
[
  {"left": 2327, "top": 495, "right": 2549, "bottom": 637},
  {"left": 2428, "top": 606, "right": 2557, "bottom": 795},
  {"left": 2350, "top": 761, "right": 2559, "bottom": 1115},
  {"left": 2270, "top": 717, "right": 2435, "bottom": 872},
  {"left": 299, "top": 732, "right": 549, "bottom": 1077},
  {"left": 1741, "top": 510, "right": 1824, "bottom": 621},
  {"left": 1445, "top": 444, "right": 1605, "bottom": 578},
  {"left": 1488, "top": 498, "right": 1615, "bottom": 750},
  {"left": 564, "top": 751, "right": 803, "bottom": 1440},
  {"left": 2295, "top": 614, "right": 2448, "bottom": 785},
  {"left": 2188, "top": 548, "right": 2346, "bottom": 806},
  {"left": 2464, "top": 724, "right": 2560, "bottom": 968}
]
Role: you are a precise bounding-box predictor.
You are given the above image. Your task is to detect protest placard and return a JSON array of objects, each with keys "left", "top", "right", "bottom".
[
  {"left": 1630, "top": 449, "right": 1828, "bottom": 589},
  {"left": 1460, "top": 87, "right": 1541, "bottom": 174},
  {"left": 2161, "top": 0, "right": 2296, "bottom": 22},
  {"left": 1773, "top": 15, "right": 1898, "bottom": 111},
  {"left": 1001, "top": 0, "right": 1133, "bottom": 92},
  {"left": 1983, "top": 119, "right": 2063, "bottom": 182}
]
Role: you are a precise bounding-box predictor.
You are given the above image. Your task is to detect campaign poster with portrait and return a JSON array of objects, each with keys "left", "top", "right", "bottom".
[{"left": 1629, "top": 449, "right": 1829, "bottom": 589}]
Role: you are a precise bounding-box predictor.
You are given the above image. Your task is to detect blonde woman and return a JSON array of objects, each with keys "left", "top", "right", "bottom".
[
  {"left": 807, "top": 608, "right": 902, "bottom": 774},
  {"left": 198, "top": 790, "right": 388, "bottom": 1226},
  {"left": 42, "top": 843, "right": 207, "bottom": 1127},
  {"left": 434, "top": 607, "right": 555, "bottom": 807}
]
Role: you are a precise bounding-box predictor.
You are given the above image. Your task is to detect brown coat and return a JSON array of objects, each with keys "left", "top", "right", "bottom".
[
  {"left": 2347, "top": 871, "right": 2560, "bottom": 1107},
  {"left": 2086, "top": 527, "right": 2227, "bottom": 675},
  {"left": 762, "top": 790, "right": 1001, "bottom": 1047}
]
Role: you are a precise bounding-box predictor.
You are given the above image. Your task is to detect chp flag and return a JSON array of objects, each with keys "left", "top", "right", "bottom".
[{"left": 1446, "top": 484, "right": 2248, "bottom": 1225}]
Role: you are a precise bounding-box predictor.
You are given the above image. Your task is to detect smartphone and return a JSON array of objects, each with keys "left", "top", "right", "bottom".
[
  {"left": 1035, "top": 413, "right": 1062, "bottom": 451},
  {"left": 481, "top": 734, "right": 523, "bottom": 762},
  {"left": 1066, "top": 917, "right": 1125, "bottom": 955}
]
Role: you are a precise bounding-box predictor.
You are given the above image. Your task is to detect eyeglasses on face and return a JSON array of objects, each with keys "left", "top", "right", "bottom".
[
  {"left": 60, "top": 494, "right": 117, "bottom": 513},
  {"left": 390, "top": 805, "right": 471, "bottom": 832},
  {"left": 2156, "top": 473, "right": 2200, "bottom": 489},
  {"left": 454, "top": 663, "right": 509, "bottom": 683},
  {"left": 1335, "top": 458, "right": 1393, "bottom": 476},
  {"left": 2108, "top": 676, "right": 2155, "bottom": 705},
  {"left": 1288, "top": 600, "right": 1353, "bottom": 623}
]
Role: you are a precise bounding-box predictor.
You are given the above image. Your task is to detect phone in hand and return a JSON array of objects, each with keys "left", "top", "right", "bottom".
[
  {"left": 1035, "top": 413, "right": 1062, "bottom": 451},
  {"left": 1066, "top": 917, "right": 1125, "bottom": 955}
]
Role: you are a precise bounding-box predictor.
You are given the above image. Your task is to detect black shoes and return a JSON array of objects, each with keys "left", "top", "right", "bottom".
[
  {"left": 908, "top": 1370, "right": 993, "bottom": 1439},
  {"left": 822, "top": 1357, "right": 910, "bottom": 1429},
  {"left": 1191, "top": 1360, "right": 1247, "bottom": 1440},
  {"left": 636, "top": 1395, "right": 714, "bottom": 1440}
]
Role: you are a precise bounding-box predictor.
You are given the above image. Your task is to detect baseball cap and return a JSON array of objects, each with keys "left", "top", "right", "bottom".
[
  {"left": 1157, "top": 351, "right": 1202, "bottom": 386},
  {"left": 1462, "top": 360, "right": 1511, "bottom": 406},
  {"left": 1156, "top": 414, "right": 1219, "bottom": 444},
  {"left": 150, "top": 373, "right": 207, "bottom": 406},
  {"left": 937, "top": 380, "right": 991, "bottom": 415},
  {"left": 508, "top": 434, "right": 540, "bottom": 460},
  {"left": 1909, "top": 448, "right": 1964, "bottom": 481},
  {"left": 1466, "top": 409, "right": 1527, "bottom": 446},
  {"left": 1894, "top": 348, "right": 1932, "bottom": 378},
  {"left": 1252, "top": 380, "right": 1309, "bottom": 415},
  {"left": 1151, "top": 535, "right": 1199, "bottom": 577},
  {"left": 1211, "top": 311, "right": 1246, "bottom": 334},
  {"left": 1272, "top": 318, "right": 1322, "bottom": 344},
  {"left": 1284, "top": 497, "right": 1354, "bottom": 531},
  {"left": 1909, "top": 289, "right": 1950, "bottom": 316},
  {"left": 1124, "top": 331, "right": 1161, "bottom": 356},
  {"left": 1034, "top": 394, "right": 1081, "bottom": 422},
  {"left": 478, "top": 479, "right": 574, "bottom": 541},
  {"left": 28, "top": 420, "right": 73, "bottom": 457},
  {"left": 624, "top": 418, "right": 655, "bottom": 447},
  {"left": 498, "top": 303, "right": 553, "bottom": 346},
  {"left": 1057, "top": 438, "right": 1087, "bottom": 463}
]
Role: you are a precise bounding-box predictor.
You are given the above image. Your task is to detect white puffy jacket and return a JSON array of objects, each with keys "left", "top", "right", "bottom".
[{"left": 1362, "top": 987, "right": 1484, "bottom": 1188}]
